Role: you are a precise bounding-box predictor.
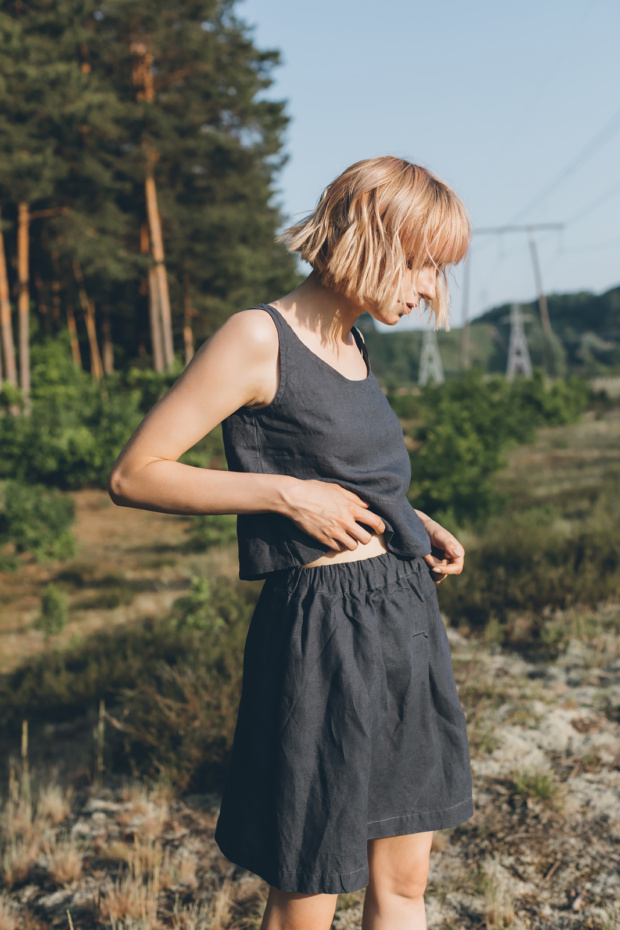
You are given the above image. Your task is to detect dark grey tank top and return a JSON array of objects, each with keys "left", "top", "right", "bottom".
[{"left": 221, "top": 304, "right": 432, "bottom": 581}]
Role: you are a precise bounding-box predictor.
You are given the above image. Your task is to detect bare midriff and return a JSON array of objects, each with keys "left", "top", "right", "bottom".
[{"left": 301, "top": 531, "right": 389, "bottom": 568}]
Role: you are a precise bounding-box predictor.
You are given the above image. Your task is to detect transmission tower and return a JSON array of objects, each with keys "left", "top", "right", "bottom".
[
  {"left": 418, "top": 329, "right": 444, "bottom": 385},
  {"left": 503, "top": 303, "right": 533, "bottom": 379},
  {"left": 464, "top": 222, "right": 563, "bottom": 375}
]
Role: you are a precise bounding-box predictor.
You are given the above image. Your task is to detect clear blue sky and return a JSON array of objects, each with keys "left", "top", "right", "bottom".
[{"left": 239, "top": 0, "right": 620, "bottom": 330}]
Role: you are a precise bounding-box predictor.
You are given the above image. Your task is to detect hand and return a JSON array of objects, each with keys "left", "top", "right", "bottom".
[
  {"left": 280, "top": 478, "right": 386, "bottom": 552},
  {"left": 421, "top": 519, "right": 465, "bottom": 584}
]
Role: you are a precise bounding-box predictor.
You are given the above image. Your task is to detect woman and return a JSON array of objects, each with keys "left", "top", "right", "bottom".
[{"left": 109, "top": 155, "right": 474, "bottom": 930}]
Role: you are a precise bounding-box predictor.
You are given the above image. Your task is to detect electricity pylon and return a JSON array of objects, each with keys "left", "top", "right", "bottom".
[
  {"left": 418, "top": 329, "right": 444, "bottom": 385},
  {"left": 503, "top": 303, "right": 532, "bottom": 379}
]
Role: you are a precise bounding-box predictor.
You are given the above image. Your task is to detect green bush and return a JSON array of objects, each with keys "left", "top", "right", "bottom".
[
  {"left": 34, "top": 584, "right": 69, "bottom": 637},
  {"left": 408, "top": 370, "right": 590, "bottom": 526},
  {"left": 0, "top": 481, "right": 76, "bottom": 569},
  {"left": 183, "top": 513, "right": 238, "bottom": 552},
  {"left": 0, "top": 333, "right": 226, "bottom": 490},
  {"left": 437, "top": 472, "right": 620, "bottom": 639},
  {"left": 0, "top": 574, "right": 259, "bottom": 791}
]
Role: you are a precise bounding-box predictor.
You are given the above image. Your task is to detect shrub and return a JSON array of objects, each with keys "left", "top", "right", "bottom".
[
  {"left": 0, "top": 575, "right": 259, "bottom": 791},
  {"left": 183, "top": 514, "right": 237, "bottom": 552},
  {"left": 111, "top": 576, "right": 255, "bottom": 790},
  {"left": 0, "top": 335, "right": 226, "bottom": 490},
  {"left": 408, "top": 370, "right": 590, "bottom": 526},
  {"left": 437, "top": 473, "right": 620, "bottom": 637},
  {"left": 34, "top": 584, "right": 69, "bottom": 637},
  {"left": 0, "top": 482, "right": 76, "bottom": 569}
]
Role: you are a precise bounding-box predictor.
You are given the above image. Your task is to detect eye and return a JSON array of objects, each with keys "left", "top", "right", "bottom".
[{"left": 405, "top": 260, "right": 413, "bottom": 270}]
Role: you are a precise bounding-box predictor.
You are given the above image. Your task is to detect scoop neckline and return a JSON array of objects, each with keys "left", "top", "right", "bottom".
[{"left": 263, "top": 303, "right": 373, "bottom": 384}]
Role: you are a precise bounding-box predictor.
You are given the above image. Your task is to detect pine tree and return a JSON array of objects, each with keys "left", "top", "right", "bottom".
[{"left": 0, "top": 0, "right": 299, "bottom": 379}]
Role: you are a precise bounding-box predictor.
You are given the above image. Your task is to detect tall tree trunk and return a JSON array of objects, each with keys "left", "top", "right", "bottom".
[
  {"left": 145, "top": 165, "right": 174, "bottom": 370},
  {"left": 102, "top": 306, "right": 114, "bottom": 373},
  {"left": 0, "top": 207, "right": 17, "bottom": 388},
  {"left": 183, "top": 276, "right": 195, "bottom": 366},
  {"left": 34, "top": 272, "right": 50, "bottom": 334},
  {"left": 18, "top": 203, "right": 31, "bottom": 411},
  {"left": 73, "top": 260, "right": 103, "bottom": 381},
  {"left": 131, "top": 39, "right": 174, "bottom": 371},
  {"left": 50, "top": 250, "right": 63, "bottom": 328},
  {"left": 66, "top": 304, "right": 82, "bottom": 368},
  {"left": 141, "top": 222, "right": 164, "bottom": 372}
]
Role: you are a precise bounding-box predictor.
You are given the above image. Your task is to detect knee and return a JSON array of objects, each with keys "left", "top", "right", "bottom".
[{"left": 368, "top": 867, "right": 429, "bottom": 903}]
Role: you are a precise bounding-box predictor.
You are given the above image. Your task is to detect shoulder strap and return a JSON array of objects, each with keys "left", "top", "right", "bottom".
[{"left": 352, "top": 325, "right": 370, "bottom": 375}]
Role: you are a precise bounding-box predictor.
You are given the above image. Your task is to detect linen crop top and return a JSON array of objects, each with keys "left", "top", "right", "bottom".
[{"left": 221, "top": 304, "right": 432, "bottom": 581}]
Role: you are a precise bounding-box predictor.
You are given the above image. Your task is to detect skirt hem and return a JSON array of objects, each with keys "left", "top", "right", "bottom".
[
  {"left": 214, "top": 837, "right": 370, "bottom": 895},
  {"left": 214, "top": 795, "right": 474, "bottom": 895},
  {"left": 367, "top": 794, "right": 474, "bottom": 839}
]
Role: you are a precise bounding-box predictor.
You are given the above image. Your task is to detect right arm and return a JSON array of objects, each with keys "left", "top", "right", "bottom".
[{"left": 107, "top": 309, "right": 385, "bottom": 552}]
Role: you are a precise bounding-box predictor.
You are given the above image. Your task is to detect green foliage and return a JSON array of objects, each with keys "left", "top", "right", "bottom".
[
  {"left": 0, "top": 333, "right": 226, "bottom": 489},
  {"left": 0, "top": 0, "right": 299, "bottom": 366},
  {"left": 437, "top": 469, "right": 620, "bottom": 637},
  {"left": 0, "top": 574, "right": 258, "bottom": 790},
  {"left": 34, "top": 583, "right": 69, "bottom": 637},
  {"left": 112, "top": 576, "right": 254, "bottom": 789},
  {"left": 509, "top": 768, "right": 558, "bottom": 802},
  {"left": 0, "top": 481, "right": 76, "bottom": 569},
  {"left": 183, "top": 513, "right": 237, "bottom": 552},
  {"left": 407, "top": 370, "right": 590, "bottom": 526}
]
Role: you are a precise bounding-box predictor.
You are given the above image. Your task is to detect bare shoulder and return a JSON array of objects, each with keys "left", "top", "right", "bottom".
[
  {"left": 213, "top": 306, "right": 279, "bottom": 356},
  {"left": 187, "top": 305, "right": 279, "bottom": 409}
]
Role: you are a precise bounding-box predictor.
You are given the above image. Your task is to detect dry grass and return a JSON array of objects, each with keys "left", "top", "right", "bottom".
[
  {"left": 43, "top": 833, "right": 83, "bottom": 886},
  {"left": 482, "top": 872, "right": 516, "bottom": 929},
  {"left": 97, "top": 838, "right": 163, "bottom": 926},
  {"left": 0, "top": 891, "right": 19, "bottom": 930},
  {"left": 36, "top": 781, "right": 73, "bottom": 824}
]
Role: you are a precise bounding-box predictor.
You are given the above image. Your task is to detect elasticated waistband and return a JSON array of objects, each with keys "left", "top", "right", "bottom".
[{"left": 269, "top": 550, "right": 428, "bottom": 599}]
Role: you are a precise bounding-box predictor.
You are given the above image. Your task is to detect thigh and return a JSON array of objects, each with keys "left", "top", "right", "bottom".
[{"left": 367, "top": 832, "right": 434, "bottom": 898}]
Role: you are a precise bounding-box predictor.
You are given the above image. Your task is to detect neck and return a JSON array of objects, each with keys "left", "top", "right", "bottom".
[{"left": 272, "top": 271, "right": 366, "bottom": 345}]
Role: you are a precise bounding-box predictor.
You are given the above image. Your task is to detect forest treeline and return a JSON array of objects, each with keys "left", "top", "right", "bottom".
[{"left": 0, "top": 0, "right": 300, "bottom": 401}]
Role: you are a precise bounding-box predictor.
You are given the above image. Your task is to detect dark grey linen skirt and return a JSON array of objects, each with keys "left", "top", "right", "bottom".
[{"left": 214, "top": 550, "right": 474, "bottom": 895}]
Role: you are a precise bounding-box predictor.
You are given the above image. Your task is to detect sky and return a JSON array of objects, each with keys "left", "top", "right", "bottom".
[{"left": 239, "top": 0, "right": 620, "bottom": 330}]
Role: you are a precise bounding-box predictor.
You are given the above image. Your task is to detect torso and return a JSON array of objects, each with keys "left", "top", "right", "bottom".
[
  {"left": 248, "top": 302, "right": 370, "bottom": 410},
  {"left": 221, "top": 302, "right": 433, "bottom": 581},
  {"left": 253, "top": 302, "right": 385, "bottom": 568},
  {"left": 301, "top": 531, "right": 389, "bottom": 567}
]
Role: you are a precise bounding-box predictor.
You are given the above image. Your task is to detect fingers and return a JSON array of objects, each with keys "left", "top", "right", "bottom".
[
  {"left": 328, "top": 509, "right": 386, "bottom": 551},
  {"left": 424, "top": 553, "right": 463, "bottom": 577},
  {"left": 339, "top": 487, "right": 370, "bottom": 507},
  {"left": 357, "top": 509, "right": 386, "bottom": 536}
]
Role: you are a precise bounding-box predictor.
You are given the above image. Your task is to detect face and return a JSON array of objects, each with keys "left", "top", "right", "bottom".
[{"left": 366, "top": 262, "right": 438, "bottom": 326}]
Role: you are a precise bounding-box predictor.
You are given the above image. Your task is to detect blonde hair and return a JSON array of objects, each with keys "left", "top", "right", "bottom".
[{"left": 277, "top": 155, "right": 470, "bottom": 330}]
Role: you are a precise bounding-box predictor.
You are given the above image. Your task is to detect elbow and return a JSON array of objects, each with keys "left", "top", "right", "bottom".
[{"left": 108, "top": 467, "right": 129, "bottom": 507}]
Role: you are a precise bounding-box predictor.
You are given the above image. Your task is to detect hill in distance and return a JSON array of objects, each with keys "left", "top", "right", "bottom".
[{"left": 358, "top": 283, "right": 620, "bottom": 387}]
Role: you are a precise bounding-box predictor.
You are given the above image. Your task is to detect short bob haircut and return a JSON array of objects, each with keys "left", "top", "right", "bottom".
[{"left": 277, "top": 155, "right": 470, "bottom": 330}]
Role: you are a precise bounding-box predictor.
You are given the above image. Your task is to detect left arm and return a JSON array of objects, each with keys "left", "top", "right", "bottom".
[{"left": 414, "top": 509, "right": 465, "bottom": 583}]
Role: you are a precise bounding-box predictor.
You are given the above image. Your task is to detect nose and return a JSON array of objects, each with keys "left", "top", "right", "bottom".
[{"left": 420, "top": 269, "right": 436, "bottom": 301}]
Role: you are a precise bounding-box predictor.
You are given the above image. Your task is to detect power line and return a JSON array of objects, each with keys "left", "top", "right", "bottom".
[
  {"left": 564, "top": 178, "right": 620, "bottom": 226},
  {"left": 477, "top": 0, "right": 599, "bottom": 179},
  {"left": 508, "top": 105, "right": 620, "bottom": 224}
]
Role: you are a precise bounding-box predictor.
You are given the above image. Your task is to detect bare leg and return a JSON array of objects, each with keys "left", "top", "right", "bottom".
[
  {"left": 260, "top": 886, "right": 339, "bottom": 930},
  {"left": 362, "top": 832, "right": 434, "bottom": 930}
]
